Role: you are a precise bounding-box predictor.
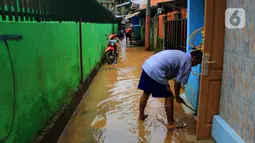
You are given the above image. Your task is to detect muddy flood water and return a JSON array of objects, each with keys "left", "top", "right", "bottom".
[{"left": 57, "top": 47, "right": 213, "bottom": 143}]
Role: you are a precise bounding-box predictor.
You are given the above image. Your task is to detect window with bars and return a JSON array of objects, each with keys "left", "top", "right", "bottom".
[{"left": 164, "top": 19, "right": 187, "bottom": 52}]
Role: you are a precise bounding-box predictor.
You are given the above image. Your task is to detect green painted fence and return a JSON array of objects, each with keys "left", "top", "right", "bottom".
[{"left": 0, "top": 21, "right": 117, "bottom": 143}]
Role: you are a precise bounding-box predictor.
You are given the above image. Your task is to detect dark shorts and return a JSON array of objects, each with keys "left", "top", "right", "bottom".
[
  {"left": 138, "top": 70, "right": 173, "bottom": 98},
  {"left": 126, "top": 33, "right": 132, "bottom": 39}
]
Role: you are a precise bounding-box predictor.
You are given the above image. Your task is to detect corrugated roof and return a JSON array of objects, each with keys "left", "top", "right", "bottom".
[{"left": 124, "top": 11, "right": 140, "bottom": 19}]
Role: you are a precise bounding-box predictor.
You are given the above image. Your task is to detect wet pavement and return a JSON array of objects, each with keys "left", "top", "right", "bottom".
[{"left": 57, "top": 47, "right": 213, "bottom": 143}]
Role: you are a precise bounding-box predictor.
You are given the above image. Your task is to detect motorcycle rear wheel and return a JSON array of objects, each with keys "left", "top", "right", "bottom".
[{"left": 105, "top": 50, "right": 117, "bottom": 64}]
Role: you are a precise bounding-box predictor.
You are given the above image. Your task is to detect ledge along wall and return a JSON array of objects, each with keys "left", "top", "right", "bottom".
[{"left": 0, "top": 21, "right": 118, "bottom": 143}]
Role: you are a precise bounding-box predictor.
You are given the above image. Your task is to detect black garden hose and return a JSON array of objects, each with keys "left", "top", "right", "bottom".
[{"left": 0, "top": 35, "right": 22, "bottom": 143}]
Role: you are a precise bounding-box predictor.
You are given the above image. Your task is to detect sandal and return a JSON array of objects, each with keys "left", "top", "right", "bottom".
[
  {"left": 166, "top": 121, "right": 187, "bottom": 129},
  {"left": 176, "top": 121, "right": 187, "bottom": 129}
]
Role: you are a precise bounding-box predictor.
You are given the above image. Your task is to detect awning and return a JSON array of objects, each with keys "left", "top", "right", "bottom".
[
  {"left": 127, "top": 6, "right": 158, "bottom": 18},
  {"left": 116, "top": 2, "right": 131, "bottom": 8},
  {"left": 130, "top": 0, "right": 146, "bottom": 4},
  {"left": 124, "top": 11, "right": 140, "bottom": 19}
]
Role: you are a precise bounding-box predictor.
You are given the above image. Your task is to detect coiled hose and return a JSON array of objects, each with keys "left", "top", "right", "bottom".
[
  {"left": 188, "top": 27, "right": 204, "bottom": 50},
  {"left": 187, "top": 27, "right": 204, "bottom": 76},
  {"left": 181, "top": 28, "right": 204, "bottom": 113}
]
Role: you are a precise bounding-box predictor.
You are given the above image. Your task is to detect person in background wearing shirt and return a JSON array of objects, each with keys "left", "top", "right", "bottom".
[
  {"left": 138, "top": 49, "right": 203, "bottom": 129},
  {"left": 125, "top": 27, "right": 133, "bottom": 46},
  {"left": 117, "top": 25, "right": 125, "bottom": 40}
]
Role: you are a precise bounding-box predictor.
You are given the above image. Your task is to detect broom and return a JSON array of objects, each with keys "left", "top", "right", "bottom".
[{"left": 166, "top": 87, "right": 197, "bottom": 115}]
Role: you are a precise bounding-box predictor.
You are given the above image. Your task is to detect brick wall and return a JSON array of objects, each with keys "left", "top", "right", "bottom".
[{"left": 219, "top": 0, "right": 255, "bottom": 142}]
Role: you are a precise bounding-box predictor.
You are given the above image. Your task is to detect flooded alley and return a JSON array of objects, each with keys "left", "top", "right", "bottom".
[{"left": 57, "top": 47, "right": 212, "bottom": 143}]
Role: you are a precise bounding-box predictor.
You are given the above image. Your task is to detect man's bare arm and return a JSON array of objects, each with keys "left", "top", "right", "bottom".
[
  {"left": 173, "top": 80, "right": 184, "bottom": 103},
  {"left": 174, "top": 80, "right": 181, "bottom": 97}
]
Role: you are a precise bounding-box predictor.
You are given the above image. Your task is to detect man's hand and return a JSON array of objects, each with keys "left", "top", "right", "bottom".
[{"left": 175, "top": 96, "right": 184, "bottom": 104}]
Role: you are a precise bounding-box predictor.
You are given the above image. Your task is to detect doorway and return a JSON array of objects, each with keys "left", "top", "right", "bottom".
[
  {"left": 184, "top": 0, "right": 205, "bottom": 115},
  {"left": 196, "top": 0, "right": 226, "bottom": 139}
]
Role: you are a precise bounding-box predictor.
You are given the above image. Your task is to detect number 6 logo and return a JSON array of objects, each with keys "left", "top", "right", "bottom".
[{"left": 225, "top": 8, "right": 245, "bottom": 29}]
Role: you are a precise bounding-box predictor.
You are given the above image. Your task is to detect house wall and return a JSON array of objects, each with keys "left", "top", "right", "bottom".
[
  {"left": 0, "top": 21, "right": 117, "bottom": 143},
  {"left": 140, "top": 0, "right": 169, "bottom": 8},
  {"left": 213, "top": 0, "right": 255, "bottom": 142}
]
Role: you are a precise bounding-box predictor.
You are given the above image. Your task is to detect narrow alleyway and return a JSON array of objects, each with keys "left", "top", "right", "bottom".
[{"left": 57, "top": 47, "right": 213, "bottom": 143}]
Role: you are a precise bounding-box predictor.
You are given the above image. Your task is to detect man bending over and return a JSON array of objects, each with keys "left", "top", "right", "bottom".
[{"left": 138, "top": 49, "right": 203, "bottom": 129}]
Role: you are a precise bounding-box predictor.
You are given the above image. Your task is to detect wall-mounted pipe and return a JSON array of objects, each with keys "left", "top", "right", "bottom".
[{"left": 79, "top": 19, "right": 84, "bottom": 84}]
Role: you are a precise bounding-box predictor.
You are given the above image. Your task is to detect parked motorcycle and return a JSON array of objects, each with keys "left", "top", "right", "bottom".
[{"left": 105, "top": 34, "right": 119, "bottom": 64}]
